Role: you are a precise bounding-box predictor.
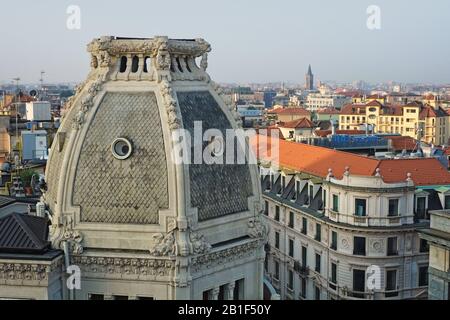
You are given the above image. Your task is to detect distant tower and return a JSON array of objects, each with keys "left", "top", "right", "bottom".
[{"left": 305, "top": 64, "right": 314, "bottom": 90}]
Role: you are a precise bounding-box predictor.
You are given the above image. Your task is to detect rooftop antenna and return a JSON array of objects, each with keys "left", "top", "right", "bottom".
[
  {"left": 40, "top": 70, "right": 45, "bottom": 97},
  {"left": 12, "top": 77, "right": 20, "bottom": 159}
]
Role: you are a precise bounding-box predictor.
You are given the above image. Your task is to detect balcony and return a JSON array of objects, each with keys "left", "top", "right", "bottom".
[
  {"left": 294, "top": 261, "right": 309, "bottom": 276},
  {"left": 353, "top": 216, "right": 367, "bottom": 224},
  {"left": 328, "top": 210, "right": 338, "bottom": 220}
]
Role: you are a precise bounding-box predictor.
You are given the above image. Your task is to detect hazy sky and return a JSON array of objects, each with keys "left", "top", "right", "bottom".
[{"left": 1, "top": 0, "right": 449, "bottom": 84}]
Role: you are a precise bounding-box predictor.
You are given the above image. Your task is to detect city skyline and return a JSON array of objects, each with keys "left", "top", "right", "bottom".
[{"left": 1, "top": 0, "right": 450, "bottom": 84}]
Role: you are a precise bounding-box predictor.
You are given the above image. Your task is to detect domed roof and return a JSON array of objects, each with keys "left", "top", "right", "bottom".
[{"left": 44, "top": 36, "right": 261, "bottom": 253}]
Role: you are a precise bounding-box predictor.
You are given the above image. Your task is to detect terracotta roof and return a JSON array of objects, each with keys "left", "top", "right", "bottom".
[
  {"left": 386, "top": 136, "right": 418, "bottom": 151},
  {"left": 419, "top": 104, "right": 448, "bottom": 119},
  {"left": 314, "top": 129, "right": 366, "bottom": 137},
  {"left": 365, "top": 100, "right": 383, "bottom": 107},
  {"left": 270, "top": 108, "right": 310, "bottom": 116},
  {"left": 316, "top": 108, "right": 341, "bottom": 114},
  {"left": 252, "top": 135, "right": 450, "bottom": 186},
  {"left": 377, "top": 159, "right": 450, "bottom": 185},
  {"left": 367, "top": 94, "right": 385, "bottom": 99},
  {"left": 256, "top": 127, "right": 285, "bottom": 140},
  {"left": 340, "top": 103, "right": 367, "bottom": 115},
  {"left": 279, "top": 117, "right": 314, "bottom": 129}
]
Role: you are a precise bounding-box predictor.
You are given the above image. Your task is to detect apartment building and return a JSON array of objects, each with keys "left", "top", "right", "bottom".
[
  {"left": 306, "top": 94, "right": 351, "bottom": 112},
  {"left": 339, "top": 99, "right": 449, "bottom": 145},
  {"left": 254, "top": 136, "right": 450, "bottom": 300}
]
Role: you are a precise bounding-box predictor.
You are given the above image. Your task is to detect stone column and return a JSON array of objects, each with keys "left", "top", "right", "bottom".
[
  {"left": 211, "top": 287, "right": 220, "bottom": 300},
  {"left": 227, "top": 282, "right": 236, "bottom": 300}
]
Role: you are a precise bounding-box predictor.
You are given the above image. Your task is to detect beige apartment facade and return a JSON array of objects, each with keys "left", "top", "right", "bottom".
[{"left": 339, "top": 99, "right": 449, "bottom": 145}]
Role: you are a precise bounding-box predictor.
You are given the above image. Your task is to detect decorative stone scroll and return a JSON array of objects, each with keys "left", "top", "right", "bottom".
[
  {"left": 71, "top": 76, "right": 103, "bottom": 131},
  {"left": 50, "top": 216, "right": 84, "bottom": 254},
  {"left": 159, "top": 80, "right": 181, "bottom": 130}
]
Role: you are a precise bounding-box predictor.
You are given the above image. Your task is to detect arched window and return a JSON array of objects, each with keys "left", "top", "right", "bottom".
[
  {"left": 131, "top": 56, "right": 139, "bottom": 73},
  {"left": 119, "top": 56, "right": 127, "bottom": 73},
  {"left": 143, "top": 56, "right": 151, "bottom": 73}
]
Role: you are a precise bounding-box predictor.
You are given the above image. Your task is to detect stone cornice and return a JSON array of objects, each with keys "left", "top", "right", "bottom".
[{"left": 87, "top": 36, "right": 211, "bottom": 58}]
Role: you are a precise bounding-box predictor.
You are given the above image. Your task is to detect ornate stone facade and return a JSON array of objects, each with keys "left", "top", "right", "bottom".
[{"left": 40, "top": 36, "right": 264, "bottom": 300}]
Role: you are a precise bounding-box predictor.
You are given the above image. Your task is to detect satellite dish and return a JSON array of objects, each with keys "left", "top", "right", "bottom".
[{"left": 30, "top": 89, "right": 38, "bottom": 97}]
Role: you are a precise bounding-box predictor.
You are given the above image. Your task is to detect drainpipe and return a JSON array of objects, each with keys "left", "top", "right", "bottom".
[{"left": 63, "top": 241, "right": 74, "bottom": 300}]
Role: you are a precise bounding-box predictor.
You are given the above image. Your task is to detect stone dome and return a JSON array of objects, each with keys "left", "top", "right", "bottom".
[{"left": 44, "top": 36, "right": 263, "bottom": 254}]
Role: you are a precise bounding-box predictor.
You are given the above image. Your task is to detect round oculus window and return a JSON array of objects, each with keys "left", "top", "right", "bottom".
[{"left": 111, "top": 138, "right": 133, "bottom": 160}]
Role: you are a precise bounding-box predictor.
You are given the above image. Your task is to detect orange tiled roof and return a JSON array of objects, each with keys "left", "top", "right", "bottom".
[
  {"left": 279, "top": 117, "right": 314, "bottom": 129},
  {"left": 314, "top": 129, "right": 366, "bottom": 137},
  {"left": 385, "top": 136, "right": 418, "bottom": 151},
  {"left": 252, "top": 135, "right": 450, "bottom": 186},
  {"left": 269, "top": 107, "right": 310, "bottom": 116},
  {"left": 316, "top": 108, "right": 341, "bottom": 114}
]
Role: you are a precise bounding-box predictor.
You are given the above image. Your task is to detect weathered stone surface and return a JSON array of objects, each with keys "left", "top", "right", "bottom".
[
  {"left": 177, "top": 91, "right": 253, "bottom": 221},
  {"left": 73, "top": 92, "right": 168, "bottom": 224}
]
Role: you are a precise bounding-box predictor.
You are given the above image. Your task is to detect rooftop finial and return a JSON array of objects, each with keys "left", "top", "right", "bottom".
[{"left": 344, "top": 166, "right": 350, "bottom": 176}]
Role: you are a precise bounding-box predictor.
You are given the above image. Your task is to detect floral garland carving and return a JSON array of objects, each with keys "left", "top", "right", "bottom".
[{"left": 159, "top": 80, "right": 181, "bottom": 130}]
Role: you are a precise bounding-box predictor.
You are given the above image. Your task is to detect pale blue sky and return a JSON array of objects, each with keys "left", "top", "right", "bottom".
[{"left": 1, "top": 0, "right": 449, "bottom": 84}]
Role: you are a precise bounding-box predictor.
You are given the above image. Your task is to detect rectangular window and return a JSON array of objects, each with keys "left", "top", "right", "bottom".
[
  {"left": 314, "top": 285, "right": 321, "bottom": 300},
  {"left": 274, "top": 261, "right": 280, "bottom": 280},
  {"left": 388, "top": 199, "right": 399, "bottom": 216},
  {"left": 419, "top": 239, "right": 429, "bottom": 253},
  {"left": 296, "top": 181, "right": 301, "bottom": 198},
  {"left": 315, "top": 253, "right": 321, "bottom": 273},
  {"left": 385, "top": 270, "right": 398, "bottom": 297},
  {"left": 288, "top": 270, "right": 294, "bottom": 290},
  {"left": 332, "top": 194, "right": 339, "bottom": 212},
  {"left": 416, "top": 197, "right": 426, "bottom": 219},
  {"left": 264, "top": 200, "right": 269, "bottom": 215},
  {"left": 275, "top": 206, "right": 280, "bottom": 221},
  {"left": 309, "top": 185, "right": 314, "bottom": 204},
  {"left": 353, "top": 269, "right": 365, "bottom": 298},
  {"left": 113, "top": 295, "right": 128, "bottom": 300},
  {"left": 218, "top": 285, "right": 226, "bottom": 300},
  {"left": 89, "top": 294, "right": 104, "bottom": 300},
  {"left": 203, "top": 290, "right": 211, "bottom": 300},
  {"left": 233, "top": 279, "right": 244, "bottom": 300},
  {"left": 355, "top": 198, "right": 367, "bottom": 216},
  {"left": 330, "top": 263, "right": 337, "bottom": 290},
  {"left": 387, "top": 237, "right": 398, "bottom": 256},
  {"left": 288, "top": 239, "right": 294, "bottom": 257},
  {"left": 315, "top": 223, "right": 321, "bottom": 242},
  {"left": 418, "top": 266, "right": 428, "bottom": 286},
  {"left": 302, "top": 217, "right": 307, "bottom": 235},
  {"left": 301, "top": 246, "right": 307, "bottom": 267},
  {"left": 331, "top": 231, "right": 337, "bottom": 250},
  {"left": 275, "top": 232, "right": 280, "bottom": 249},
  {"left": 445, "top": 196, "right": 450, "bottom": 209},
  {"left": 288, "top": 211, "right": 294, "bottom": 228},
  {"left": 353, "top": 236, "right": 366, "bottom": 256},
  {"left": 301, "top": 278, "right": 307, "bottom": 298}
]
